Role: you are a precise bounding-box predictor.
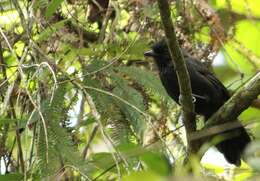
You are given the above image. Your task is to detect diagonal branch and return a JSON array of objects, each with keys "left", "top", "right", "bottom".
[
  {"left": 190, "top": 72, "right": 260, "bottom": 141},
  {"left": 206, "top": 72, "right": 260, "bottom": 127},
  {"left": 156, "top": 0, "right": 199, "bottom": 154}
]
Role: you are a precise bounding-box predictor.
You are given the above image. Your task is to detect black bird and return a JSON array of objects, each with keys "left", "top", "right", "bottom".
[{"left": 144, "top": 40, "right": 250, "bottom": 166}]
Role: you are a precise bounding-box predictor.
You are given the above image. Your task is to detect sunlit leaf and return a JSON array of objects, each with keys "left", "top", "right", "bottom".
[
  {"left": 213, "top": 0, "right": 260, "bottom": 17},
  {"left": 123, "top": 171, "right": 164, "bottom": 181},
  {"left": 140, "top": 152, "right": 171, "bottom": 176},
  {"left": 239, "top": 107, "right": 260, "bottom": 124},
  {"left": 225, "top": 21, "right": 260, "bottom": 74}
]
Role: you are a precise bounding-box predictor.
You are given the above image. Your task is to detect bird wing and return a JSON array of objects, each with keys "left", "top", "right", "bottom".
[{"left": 187, "top": 57, "right": 230, "bottom": 101}]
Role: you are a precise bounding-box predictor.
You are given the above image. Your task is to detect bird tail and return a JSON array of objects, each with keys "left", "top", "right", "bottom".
[{"left": 215, "top": 123, "right": 250, "bottom": 166}]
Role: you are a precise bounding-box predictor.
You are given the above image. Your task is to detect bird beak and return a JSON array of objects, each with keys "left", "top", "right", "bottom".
[{"left": 144, "top": 50, "right": 156, "bottom": 57}]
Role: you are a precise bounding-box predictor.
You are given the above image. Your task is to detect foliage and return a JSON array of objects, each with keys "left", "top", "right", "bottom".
[{"left": 0, "top": 0, "right": 260, "bottom": 180}]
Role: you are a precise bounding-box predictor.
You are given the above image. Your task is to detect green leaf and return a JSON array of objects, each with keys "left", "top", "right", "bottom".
[
  {"left": 34, "top": 84, "right": 95, "bottom": 178},
  {"left": 140, "top": 152, "right": 171, "bottom": 176},
  {"left": 83, "top": 61, "right": 121, "bottom": 120},
  {"left": 45, "top": 0, "right": 64, "bottom": 18},
  {"left": 225, "top": 21, "right": 260, "bottom": 74},
  {"left": 123, "top": 171, "right": 163, "bottom": 181},
  {"left": 214, "top": 0, "right": 260, "bottom": 17},
  {"left": 84, "top": 59, "right": 109, "bottom": 73},
  {"left": 115, "top": 66, "right": 171, "bottom": 101},
  {"left": 37, "top": 19, "right": 68, "bottom": 42},
  {"left": 90, "top": 152, "right": 117, "bottom": 172},
  {"left": 0, "top": 173, "right": 23, "bottom": 181},
  {"left": 126, "top": 40, "right": 149, "bottom": 60},
  {"left": 111, "top": 74, "right": 146, "bottom": 137},
  {"left": 0, "top": 117, "right": 24, "bottom": 125},
  {"left": 239, "top": 107, "right": 260, "bottom": 124},
  {"left": 83, "top": 77, "right": 120, "bottom": 120}
]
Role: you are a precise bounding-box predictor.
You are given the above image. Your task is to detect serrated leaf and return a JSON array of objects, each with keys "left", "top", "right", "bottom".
[
  {"left": 111, "top": 74, "right": 146, "bottom": 137},
  {"left": 83, "top": 77, "right": 121, "bottom": 120},
  {"left": 34, "top": 84, "right": 95, "bottom": 178},
  {"left": 115, "top": 66, "right": 171, "bottom": 101}
]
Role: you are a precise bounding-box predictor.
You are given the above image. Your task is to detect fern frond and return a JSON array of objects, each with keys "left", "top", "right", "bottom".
[
  {"left": 111, "top": 74, "right": 146, "bottom": 138},
  {"left": 115, "top": 66, "right": 171, "bottom": 102},
  {"left": 34, "top": 84, "right": 95, "bottom": 179},
  {"left": 83, "top": 77, "right": 122, "bottom": 120}
]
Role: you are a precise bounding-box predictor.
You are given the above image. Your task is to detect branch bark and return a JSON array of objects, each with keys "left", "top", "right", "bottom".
[
  {"left": 206, "top": 72, "right": 260, "bottom": 127},
  {"left": 156, "top": 0, "right": 199, "bottom": 154},
  {"left": 190, "top": 72, "right": 260, "bottom": 141}
]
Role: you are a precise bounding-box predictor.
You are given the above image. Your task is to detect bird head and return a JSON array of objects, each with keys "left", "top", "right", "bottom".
[{"left": 144, "top": 40, "right": 172, "bottom": 64}]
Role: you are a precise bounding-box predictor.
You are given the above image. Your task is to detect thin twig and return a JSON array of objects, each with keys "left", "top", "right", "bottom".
[
  {"left": 82, "top": 124, "right": 99, "bottom": 159},
  {"left": 80, "top": 84, "right": 174, "bottom": 160},
  {"left": 189, "top": 121, "right": 243, "bottom": 141},
  {"left": 58, "top": 23, "right": 142, "bottom": 85},
  {"left": 0, "top": 27, "right": 50, "bottom": 164},
  {"left": 98, "top": 0, "right": 114, "bottom": 42},
  {"left": 21, "top": 62, "right": 58, "bottom": 104},
  {"left": 92, "top": 124, "right": 184, "bottom": 181},
  {"left": 83, "top": 90, "right": 123, "bottom": 179},
  {"left": 56, "top": 164, "right": 92, "bottom": 181}
]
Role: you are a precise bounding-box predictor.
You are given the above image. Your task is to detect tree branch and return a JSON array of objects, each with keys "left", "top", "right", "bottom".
[
  {"left": 156, "top": 0, "right": 199, "bottom": 154},
  {"left": 190, "top": 72, "right": 260, "bottom": 140},
  {"left": 206, "top": 72, "right": 260, "bottom": 127}
]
